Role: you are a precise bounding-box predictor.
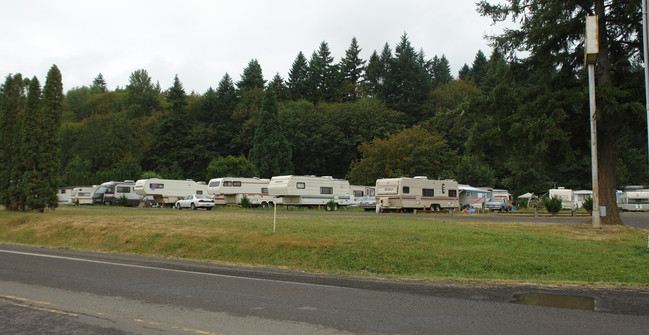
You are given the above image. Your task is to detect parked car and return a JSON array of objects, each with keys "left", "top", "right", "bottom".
[
  {"left": 175, "top": 194, "right": 215, "bottom": 210},
  {"left": 485, "top": 198, "right": 510, "bottom": 212},
  {"left": 357, "top": 196, "right": 377, "bottom": 211}
]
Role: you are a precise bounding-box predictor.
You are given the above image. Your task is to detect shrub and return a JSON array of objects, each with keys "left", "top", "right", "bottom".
[
  {"left": 240, "top": 194, "right": 251, "bottom": 208},
  {"left": 542, "top": 195, "right": 563, "bottom": 215},
  {"left": 119, "top": 195, "right": 128, "bottom": 207},
  {"left": 582, "top": 196, "right": 593, "bottom": 214},
  {"left": 326, "top": 200, "right": 338, "bottom": 211}
]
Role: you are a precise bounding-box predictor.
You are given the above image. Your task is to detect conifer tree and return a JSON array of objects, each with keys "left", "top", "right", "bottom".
[
  {"left": 22, "top": 77, "right": 48, "bottom": 211},
  {"left": 0, "top": 74, "right": 26, "bottom": 210},
  {"left": 431, "top": 55, "right": 453, "bottom": 89},
  {"left": 306, "top": 41, "right": 340, "bottom": 103},
  {"left": 40, "top": 65, "right": 64, "bottom": 209},
  {"left": 470, "top": 50, "right": 488, "bottom": 89},
  {"left": 248, "top": 86, "right": 292, "bottom": 178},
  {"left": 269, "top": 73, "right": 289, "bottom": 102},
  {"left": 458, "top": 64, "right": 472, "bottom": 81},
  {"left": 287, "top": 51, "right": 309, "bottom": 101},
  {"left": 339, "top": 37, "right": 365, "bottom": 101},
  {"left": 92, "top": 73, "right": 107, "bottom": 92},
  {"left": 236, "top": 59, "right": 265, "bottom": 93}
]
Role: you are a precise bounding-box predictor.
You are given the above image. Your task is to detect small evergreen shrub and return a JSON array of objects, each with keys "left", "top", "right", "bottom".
[
  {"left": 119, "top": 195, "right": 128, "bottom": 207},
  {"left": 582, "top": 196, "right": 593, "bottom": 214},
  {"left": 240, "top": 194, "right": 251, "bottom": 208},
  {"left": 326, "top": 200, "right": 338, "bottom": 211},
  {"left": 542, "top": 195, "right": 563, "bottom": 215}
]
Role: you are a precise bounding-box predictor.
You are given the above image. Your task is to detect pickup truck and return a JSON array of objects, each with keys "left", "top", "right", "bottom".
[{"left": 485, "top": 198, "right": 510, "bottom": 212}]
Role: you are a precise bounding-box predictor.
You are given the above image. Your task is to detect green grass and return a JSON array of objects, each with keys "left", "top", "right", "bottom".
[{"left": 0, "top": 207, "right": 647, "bottom": 286}]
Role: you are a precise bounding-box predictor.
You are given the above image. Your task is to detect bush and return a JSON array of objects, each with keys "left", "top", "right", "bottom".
[
  {"left": 240, "top": 194, "right": 251, "bottom": 208},
  {"left": 518, "top": 198, "right": 528, "bottom": 209},
  {"left": 119, "top": 195, "right": 128, "bottom": 207},
  {"left": 326, "top": 200, "right": 338, "bottom": 211},
  {"left": 582, "top": 196, "right": 593, "bottom": 214},
  {"left": 542, "top": 195, "right": 563, "bottom": 215}
]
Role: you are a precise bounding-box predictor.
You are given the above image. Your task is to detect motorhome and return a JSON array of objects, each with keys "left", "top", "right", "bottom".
[
  {"left": 134, "top": 178, "right": 208, "bottom": 206},
  {"left": 268, "top": 175, "right": 351, "bottom": 209},
  {"left": 375, "top": 177, "right": 459, "bottom": 212},
  {"left": 70, "top": 186, "right": 98, "bottom": 205},
  {"left": 549, "top": 187, "right": 574, "bottom": 209},
  {"left": 617, "top": 190, "right": 649, "bottom": 211},
  {"left": 207, "top": 177, "right": 277, "bottom": 207},
  {"left": 92, "top": 180, "right": 141, "bottom": 206}
]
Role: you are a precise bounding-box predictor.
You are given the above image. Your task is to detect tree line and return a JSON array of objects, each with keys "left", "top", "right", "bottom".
[{"left": 1, "top": 1, "right": 647, "bottom": 225}]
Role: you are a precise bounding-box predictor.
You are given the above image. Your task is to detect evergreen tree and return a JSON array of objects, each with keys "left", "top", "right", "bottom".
[
  {"left": 0, "top": 74, "right": 26, "bottom": 210},
  {"left": 236, "top": 59, "right": 265, "bottom": 93},
  {"left": 40, "top": 65, "right": 64, "bottom": 210},
  {"left": 215, "top": 73, "right": 238, "bottom": 114},
  {"left": 22, "top": 77, "right": 48, "bottom": 211},
  {"left": 126, "top": 69, "right": 160, "bottom": 117},
  {"left": 339, "top": 37, "right": 366, "bottom": 101},
  {"left": 287, "top": 51, "right": 310, "bottom": 101},
  {"left": 431, "top": 55, "right": 453, "bottom": 89},
  {"left": 306, "top": 41, "right": 340, "bottom": 103},
  {"left": 91, "top": 73, "right": 107, "bottom": 92},
  {"left": 363, "top": 51, "right": 383, "bottom": 98},
  {"left": 470, "top": 50, "right": 488, "bottom": 89},
  {"left": 458, "top": 64, "right": 472, "bottom": 81},
  {"left": 248, "top": 86, "right": 292, "bottom": 177},
  {"left": 269, "top": 73, "right": 289, "bottom": 102}
]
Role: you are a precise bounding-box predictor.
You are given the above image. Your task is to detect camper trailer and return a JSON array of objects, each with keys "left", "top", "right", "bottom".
[
  {"left": 350, "top": 185, "right": 375, "bottom": 198},
  {"left": 549, "top": 187, "right": 575, "bottom": 209},
  {"left": 617, "top": 190, "right": 649, "bottom": 211},
  {"left": 573, "top": 190, "right": 593, "bottom": 209},
  {"left": 92, "top": 180, "right": 141, "bottom": 206},
  {"left": 376, "top": 177, "right": 459, "bottom": 212},
  {"left": 134, "top": 178, "right": 208, "bottom": 206},
  {"left": 56, "top": 187, "right": 74, "bottom": 204},
  {"left": 70, "top": 186, "right": 98, "bottom": 205},
  {"left": 207, "top": 177, "right": 277, "bottom": 207},
  {"left": 268, "top": 175, "right": 350, "bottom": 209},
  {"left": 458, "top": 185, "right": 492, "bottom": 209}
]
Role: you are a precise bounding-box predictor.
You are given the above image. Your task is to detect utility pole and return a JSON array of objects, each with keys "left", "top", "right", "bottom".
[
  {"left": 586, "top": 16, "right": 601, "bottom": 228},
  {"left": 643, "top": 0, "right": 649, "bottom": 179}
]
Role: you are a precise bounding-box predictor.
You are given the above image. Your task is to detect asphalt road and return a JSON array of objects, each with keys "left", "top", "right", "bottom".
[{"left": 1, "top": 244, "right": 648, "bottom": 334}]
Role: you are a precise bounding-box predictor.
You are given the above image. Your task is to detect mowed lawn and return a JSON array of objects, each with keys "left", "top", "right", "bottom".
[{"left": 0, "top": 207, "right": 647, "bottom": 286}]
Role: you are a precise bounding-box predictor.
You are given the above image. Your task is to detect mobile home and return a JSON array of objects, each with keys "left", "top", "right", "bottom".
[
  {"left": 549, "top": 187, "right": 574, "bottom": 209},
  {"left": 134, "top": 178, "right": 208, "bottom": 206},
  {"left": 268, "top": 175, "right": 351, "bottom": 208},
  {"left": 617, "top": 190, "right": 649, "bottom": 211},
  {"left": 376, "top": 177, "right": 459, "bottom": 212},
  {"left": 70, "top": 186, "right": 98, "bottom": 205},
  {"left": 207, "top": 177, "right": 277, "bottom": 207},
  {"left": 92, "top": 180, "right": 141, "bottom": 206}
]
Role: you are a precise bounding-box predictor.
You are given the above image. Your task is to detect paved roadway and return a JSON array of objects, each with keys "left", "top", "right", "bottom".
[{"left": 1, "top": 244, "right": 649, "bottom": 335}]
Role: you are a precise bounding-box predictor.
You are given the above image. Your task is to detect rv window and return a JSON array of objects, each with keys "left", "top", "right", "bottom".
[
  {"left": 321, "top": 187, "right": 333, "bottom": 195},
  {"left": 209, "top": 181, "right": 220, "bottom": 187},
  {"left": 223, "top": 181, "right": 232, "bottom": 187},
  {"left": 422, "top": 189, "right": 434, "bottom": 197},
  {"left": 297, "top": 182, "right": 305, "bottom": 189},
  {"left": 117, "top": 186, "right": 130, "bottom": 193},
  {"left": 107, "top": 186, "right": 115, "bottom": 192},
  {"left": 261, "top": 187, "right": 268, "bottom": 194},
  {"left": 150, "top": 183, "right": 164, "bottom": 190},
  {"left": 60, "top": 189, "right": 66, "bottom": 194},
  {"left": 196, "top": 190, "right": 203, "bottom": 195},
  {"left": 353, "top": 190, "right": 364, "bottom": 197},
  {"left": 403, "top": 186, "right": 410, "bottom": 194},
  {"left": 448, "top": 190, "right": 457, "bottom": 197},
  {"left": 233, "top": 181, "right": 242, "bottom": 187}
]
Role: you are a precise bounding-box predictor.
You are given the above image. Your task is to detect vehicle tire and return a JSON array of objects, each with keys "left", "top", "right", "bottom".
[
  {"left": 429, "top": 205, "right": 435, "bottom": 212},
  {"left": 191, "top": 203, "right": 196, "bottom": 210},
  {"left": 206, "top": 207, "right": 212, "bottom": 211},
  {"left": 176, "top": 203, "right": 182, "bottom": 210},
  {"left": 261, "top": 202, "right": 268, "bottom": 208}
]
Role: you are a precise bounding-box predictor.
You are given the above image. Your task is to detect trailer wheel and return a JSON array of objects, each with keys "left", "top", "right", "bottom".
[{"left": 261, "top": 202, "right": 268, "bottom": 208}]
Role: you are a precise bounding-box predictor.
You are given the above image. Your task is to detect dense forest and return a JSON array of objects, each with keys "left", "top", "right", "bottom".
[{"left": 1, "top": 1, "right": 648, "bottom": 222}]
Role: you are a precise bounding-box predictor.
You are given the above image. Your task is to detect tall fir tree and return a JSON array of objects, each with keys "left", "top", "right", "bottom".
[
  {"left": 0, "top": 74, "right": 26, "bottom": 210},
  {"left": 269, "top": 73, "right": 290, "bottom": 102},
  {"left": 248, "top": 86, "right": 292, "bottom": 178},
  {"left": 125, "top": 69, "right": 160, "bottom": 117},
  {"left": 236, "top": 59, "right": 265, "bottom": 94},
  {"left": 470, "top": 50, "right": 488, "bottom": 89},
  {"left": 306, "top": 41, "right": 340, "bottom": 103},
  {"left": 458, "top": 64, "right": 472, "bottom": 81},
  {"left": 431, "top": 55, "right": 453, "bottom": 89},
  {"left": 40, "top": 65, "right": 65, "bottom": 210},
  {"left": 91, "top": 73, "right": 107, "bottom": 92},
  {"left": 339, "top": 37, "right": 365, "bottom": 101},
  {"left": 287, "top": 51, "right": 310, "bottom": 101},
  {"left": 22, "top": 77, "right": 48, "bottom": 211}
]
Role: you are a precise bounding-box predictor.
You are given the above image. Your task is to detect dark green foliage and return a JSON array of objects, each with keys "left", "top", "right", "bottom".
[
  {"left": 126, "top": 69, "right": 160, "bottom": 118},
  {"left": 240, "top": 194, "right": 250, "bottom": 208},
  {"left": 458, "top": 64, "right": 471, "bottom": 81},
  {"left": 287, "top": 52, "right": 310, "bottom": 101},
  {"left": 456, "top": 155, "right": 496, "bottom": 188},
  {"left": 431, "top": 55, "right": 453, "bottom": 89},
  {"left": 39, "top": 65, "right": 65, "bottom": 210},
  {"left": 339, "top": 37, "right": 365, "bottom": 101},
  {"left": 248, "top": 87, "right": 292, "bottom": 178},
  {"left": 268, "top": 74, "right": 289, "bottom": 102},
  {"left": 0, "top": 74, "right": 26, "bottom": 209},
  {"left": 306, "top": 41, "right": 340, "bottom": 103},
  {"left": 205, "top": 155, "right": 258, "bottom": 179},
  {"left": 582, "top": 196, "right": 593, "bottom": 214},
  {"left": 237, "top": 59, "right": 265, "bottom": 93},
  {"left": 92, "top": 73, "right": 107, "bottom": 93},
  {"left": 542, "top": 195, "right": 563, "bottom": 215}
]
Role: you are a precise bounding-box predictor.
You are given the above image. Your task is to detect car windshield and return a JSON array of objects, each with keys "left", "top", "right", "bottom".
[{"left": 195, "top": 194, "right": 208, "bottom": 199}]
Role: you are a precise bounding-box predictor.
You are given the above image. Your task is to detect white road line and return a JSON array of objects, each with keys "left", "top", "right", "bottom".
[{"left": 0, "top": 248, "right": 348, "bottom": 290}]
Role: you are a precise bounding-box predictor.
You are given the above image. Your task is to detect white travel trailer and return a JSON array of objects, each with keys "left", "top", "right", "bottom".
[
  {"left": 617, "top": 190, "right": 649, "bottom": 211},
  {"left": 92, "top": 180, "right": 141, "bottom": 206},
  {"left": 573, "top": 190, "right": 593, "bottom": 209},
  {"left": 268, "top": 175, "right": 351, "bottom": 209},
  {"left": 56, "top": 187, "right": 74, "bottom": 204},
  {"left": 207, "top": 177, "right": 277, "bottom": 207},
  {"left": 458, "top": 185, "right": 492, "bottom": 209},
  {"left": 376, "top": 177, "right": 459, "bottom": 212},
  {"left": 134, "top": 178, "right": 208, "bottom": 206},
  {"left": 549, "top": 187, "right": 574, "bottom": 209},
  {"left": 350, "top": 185, "right": 375, "bottom": 198},
  {"left": 70, "top": 186, "right": 98, "bottom": 205}
]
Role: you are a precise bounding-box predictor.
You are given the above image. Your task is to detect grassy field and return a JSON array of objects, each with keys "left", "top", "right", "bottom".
[{"left": 0, "top": 206, "right": 647, "bottom": 286}]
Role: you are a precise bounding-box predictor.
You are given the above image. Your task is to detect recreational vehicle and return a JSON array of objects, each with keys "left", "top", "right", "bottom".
[
  {"left": 350, "top": 185, "right": 375, "bottom": 198},
  {"left": 549, "top": 187, "right": 575, "bottom": 209},
  {"left": 573, "top": 190, "right": 593, "bottom": 209},
  {"left": 268, "top": 175, "right": 351, "bottom": 209},
  {"left": 207, "top": 177, "right": 277, "bottom": 207},
  {"left": 70, "top": 186, "right": 98, "bottom": 205},
  {"left": 134, "top": 178, "right": 208, "bottom": 206},
  {"left": 617, "top": 190, "right": 649, "bottom": 211},
  {"left": 376, "top": 177, "right": 459, "bottom": 212},
  {"left": 56, "top": 187, "right": 74, "bottom": 204},
  {"left": 92, "top": 180, "right": 141, "bottom": 206},
  {"left": 458, "top": 185, "right": 492, "bottom": 209}
]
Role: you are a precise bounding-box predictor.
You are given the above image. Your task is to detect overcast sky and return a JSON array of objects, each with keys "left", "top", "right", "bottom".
[{"left": 1, "top": 0, "right": 513, "bottom": 94}]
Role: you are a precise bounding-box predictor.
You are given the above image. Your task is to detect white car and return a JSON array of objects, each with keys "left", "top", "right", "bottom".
[{"left": 175, "top": 194, "right": 215, "bottom": 210}]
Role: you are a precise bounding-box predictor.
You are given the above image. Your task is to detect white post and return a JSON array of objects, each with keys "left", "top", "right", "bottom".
[
  {"left": 643, "top": 0, "right": 649, "bottom": 177},
  {"left": 589, "top": 63, "right": 601, "bottom": 229},
  {"left": 273, "top": 202, "right": 277, "bottom": 233}
]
